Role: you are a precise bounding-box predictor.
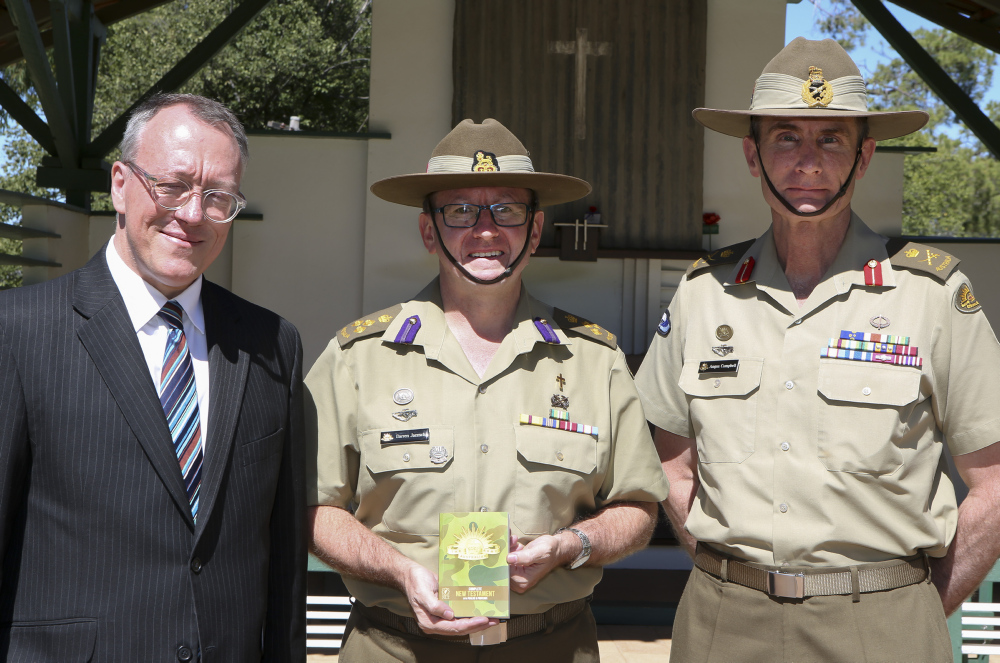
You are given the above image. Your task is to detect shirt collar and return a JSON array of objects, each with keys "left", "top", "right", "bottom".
[
  {"left": 105, "top": 240, "right": 205, "bottom": 334},
  {"left": 725, "top": 213, "right": 896, "bottom": 290},
  {"left": 382, "top": 278, "right": 572, "bottom": 360}
]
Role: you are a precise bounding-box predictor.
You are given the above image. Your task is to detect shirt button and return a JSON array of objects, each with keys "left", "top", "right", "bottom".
[
  {"left": 793, "top": 318, "right": 803, "bottom": 326},
  {"left": 190, "top": 557, "right": 202, "bottom": 574},
  {"left": 402, "top": 453, "right": 411, "bottom": 462},
  {"left": 780, "top": 442, "right": 789, "bottom": 451},
  {"left": 177, "top": 646, "right": 193, "bottom": 662},
  {"left": 478, "top": 385, "right": 487, "bottom": 394},
  {"left": 785, "top": 380, "right": 794, "bottom": 390},
  {"left": 480, "top": 444, "right": 489, "bottom": 454},
  {"left": 714, "top": 379, "right": 721, "bottom": 388},
  {"left": 556, "top": 451, "right": 564, "bottom": 461},
  {"left": 862, "top": 387, "right": 871, "bottom": 396},
  {"left": 779, "top": 503, "right": 788, "bottom": 513},
  {"left": 480, "top": 506, "right": 489, "bottom": 512}
]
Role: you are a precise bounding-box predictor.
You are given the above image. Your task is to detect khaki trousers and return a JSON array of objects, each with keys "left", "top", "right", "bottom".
[
  {"left": 669, "top": 565, "right": 952, "bottom": 663},
  {"left": 338, "top": 603, "right": 599, "bottom": 663}
]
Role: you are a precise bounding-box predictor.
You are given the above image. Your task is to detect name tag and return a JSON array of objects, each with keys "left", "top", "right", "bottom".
[
  {"left": 698, "top": 359, "right": 739, "bottom": 374},
  {"left": 380, "top": 428, "right": 431, "bottom": 445}
]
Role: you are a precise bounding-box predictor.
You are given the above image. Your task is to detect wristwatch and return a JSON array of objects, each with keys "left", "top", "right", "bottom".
[{"left": 557, "top": 527, "right": 591, "bottom": 569}]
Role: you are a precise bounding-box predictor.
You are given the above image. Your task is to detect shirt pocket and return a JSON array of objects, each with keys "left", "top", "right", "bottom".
[
  {"left": 817, "top": 361, "right": 921, "bottom": 475},
  {"left": 514, "top": 425, "right": 597, "bottom": 535},
  {"left": 679, "top": 357, "right": 764, "bottom": 463},
  {"left": 360, "top": 426, "right": 455, "bottom": 536}
]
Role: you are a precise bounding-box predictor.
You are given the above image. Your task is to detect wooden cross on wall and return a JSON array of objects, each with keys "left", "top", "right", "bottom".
[{"left": 548, "top": 28, "right": 611, "bottom": 140}]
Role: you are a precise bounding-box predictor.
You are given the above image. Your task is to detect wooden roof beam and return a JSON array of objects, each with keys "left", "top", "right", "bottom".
[
  {"left": 853, "top": 0, "right": 1000, "bottom": 159},
  {"left": 6, "top": 0, "right": 78, "bottom": 164}
]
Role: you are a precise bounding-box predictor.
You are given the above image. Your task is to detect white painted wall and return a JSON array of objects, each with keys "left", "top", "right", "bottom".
[
  {"left": 237, "top": 135, "right": 371, "bottom": 365},
  {"left": 361, "top": 0, "right": 455, "bottom": 314},
  {"left": 701, "top": 0, "right": 786, "bottom": 246}
]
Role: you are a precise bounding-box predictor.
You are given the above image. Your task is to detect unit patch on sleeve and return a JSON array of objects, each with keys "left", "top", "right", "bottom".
[
  {"left": 955, "top": 282, "right": 982, "bottom": 313},
  {"left": 656, "top": 310, "right": 671, "bottom": 337}
]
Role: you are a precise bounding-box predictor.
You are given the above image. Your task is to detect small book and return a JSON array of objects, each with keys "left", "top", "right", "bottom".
[{"left": 438, "top": 512, "right": 510, "bottom": 618}]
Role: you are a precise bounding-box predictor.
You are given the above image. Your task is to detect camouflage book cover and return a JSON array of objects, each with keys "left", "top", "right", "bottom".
[{"left": 438, "top": 512, "right": 510, "bottom": 618}]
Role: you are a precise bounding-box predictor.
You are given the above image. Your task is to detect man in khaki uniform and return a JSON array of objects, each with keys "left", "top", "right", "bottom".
[
  {"left": 636, "top": 38, "right": 1000, "bottom": 662},
  {"left": 308, "top": 119, "right": 669, "bottom": 661}
]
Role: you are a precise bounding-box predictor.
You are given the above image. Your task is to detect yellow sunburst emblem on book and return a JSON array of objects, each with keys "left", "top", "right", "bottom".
[{"left": 446, "top": 523, "right": 501, "bottom": 560}]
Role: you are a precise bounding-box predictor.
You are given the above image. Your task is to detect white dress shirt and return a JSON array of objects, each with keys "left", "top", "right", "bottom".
[{"left": 106, "top": 240, "right": 210, "bottom": 447}]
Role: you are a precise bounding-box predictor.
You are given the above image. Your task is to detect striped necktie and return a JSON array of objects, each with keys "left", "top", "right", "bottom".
[{"left": 158, "top": 300, "right": 203, "bottom": 522}]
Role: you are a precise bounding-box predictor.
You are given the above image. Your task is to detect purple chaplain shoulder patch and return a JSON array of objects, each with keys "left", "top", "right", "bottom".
[
  {"left": 533, "top": 317, "right": 560, "bottom": 344},
  {"left": 393, "top": 315, "right": 422, "bottom": 344},
  {"left": 656, "top": 310, "right": 671, "bottom": 337}
]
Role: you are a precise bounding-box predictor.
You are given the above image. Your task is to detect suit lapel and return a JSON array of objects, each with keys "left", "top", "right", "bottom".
[
  {"left": 73, "top": 250, "right": 194, "bottom": 527},
  {"left": 196, "top": 282, "right": 249, "bottom": 536}
]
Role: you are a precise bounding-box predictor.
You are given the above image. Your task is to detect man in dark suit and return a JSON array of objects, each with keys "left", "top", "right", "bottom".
[{"left": 0, "top": 93, "right": 305, "bottom": 661}]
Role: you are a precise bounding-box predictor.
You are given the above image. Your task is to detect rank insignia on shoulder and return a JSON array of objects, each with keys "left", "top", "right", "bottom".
[
  {"left": 956, "top": 282, "right": 982, "bottom": 313},
  {"left": 656, "top": 310, "right": 671, "bottom": 337},
  {"left": 887, "top": 240, "right": 959, "bottom": 282},
  {"left": 337, "top": 304, "right": 403, "bottom": 347},
  {"left": 685, "top": 239, "right": 755, "bottom": 277},
  {"left": 698, "top": 359, "right": 739, "bottom": 374},
  {"left": 553, "top": 308, "right": 617, "bottom": 349}
]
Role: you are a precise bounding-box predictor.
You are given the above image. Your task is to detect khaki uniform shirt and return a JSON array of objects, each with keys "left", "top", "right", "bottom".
[
  {"left": 307, "top": 279, "right": 669, "bottom": 615},
  {"left": 635, "top": 214, "right": 1000, "bottom": 567}
]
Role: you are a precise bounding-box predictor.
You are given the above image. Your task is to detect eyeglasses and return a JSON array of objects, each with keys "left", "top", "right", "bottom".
[
  {"left": 126, "top": 161, "right": 247, "bottom": 224},
  {"left": 432, "top": 202, "right": 533, "bottom": 228}
]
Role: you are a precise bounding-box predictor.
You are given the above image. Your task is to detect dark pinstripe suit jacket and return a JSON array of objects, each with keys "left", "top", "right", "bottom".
[{"left": 0, "top": 249, "right": 306, "bottom": 662}]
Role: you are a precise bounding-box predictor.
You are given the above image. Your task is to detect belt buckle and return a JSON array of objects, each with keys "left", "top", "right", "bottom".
[
  {"left": 767, "top": 571, "right": 805, "bottom": 598},
  {"left": 469, "top": 622, "right": 507, "bottom": 646}
]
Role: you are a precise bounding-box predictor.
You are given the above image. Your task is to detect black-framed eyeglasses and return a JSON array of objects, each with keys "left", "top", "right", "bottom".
[
  {"left": 432, "top": 202, "right": 533, "bottom": 228},
  {"left": 126, "top": 161, "right": 247, "bottom": 224}
]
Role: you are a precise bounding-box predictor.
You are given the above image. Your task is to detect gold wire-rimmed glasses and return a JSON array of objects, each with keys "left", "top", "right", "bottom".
[{"left": 125, "top": 161, "right": 246, "bottom": 224}]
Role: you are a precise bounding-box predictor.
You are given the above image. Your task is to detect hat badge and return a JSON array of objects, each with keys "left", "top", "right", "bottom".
[
  {"left": 801, "top": 66, "right": 834, "bottom": 108},
  {"left": 473, "top": 150, "right": 499, "bottom": 172}
]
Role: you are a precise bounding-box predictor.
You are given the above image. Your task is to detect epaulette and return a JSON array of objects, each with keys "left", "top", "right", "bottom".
[
  {"left": 886, "top": 239, "right": 960, "bottom": 282},
  {"left": 336, "top": 304, "right": 403, "bottom": 347},
  {"left": 685, "top": 240, "right": 755, "bottom": 277},
  {"left": 553, "top": 308, "right": 617, "bottom": 349}
]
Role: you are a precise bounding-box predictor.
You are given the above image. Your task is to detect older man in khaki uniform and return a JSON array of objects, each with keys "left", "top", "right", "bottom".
[
  {"left": 636, "top": 37, "right": 1000, "bottom": 662},
  {"left": 307, "top": 119, "right": 669, "bottom": 662}
]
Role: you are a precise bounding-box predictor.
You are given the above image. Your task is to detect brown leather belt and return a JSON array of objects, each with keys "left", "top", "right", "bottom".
[
  {"left": 695, "top": 544, "right": 928, "bottom": 600},
  {"left": 354, "top": 595, "right": 591, "bottom": 643}
]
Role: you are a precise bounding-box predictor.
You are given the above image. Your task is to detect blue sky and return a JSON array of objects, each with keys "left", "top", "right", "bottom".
[{"left": 785, "top": 0, "right": 1000, "bottom": 104}]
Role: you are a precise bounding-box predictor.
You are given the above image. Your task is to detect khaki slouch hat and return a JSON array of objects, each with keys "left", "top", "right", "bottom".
[
  {"left": 693, "top": 37, "right": 928, "bottom": 140},
  {"left": 370, "top": 118, "right": 591, "bottom": 207}
]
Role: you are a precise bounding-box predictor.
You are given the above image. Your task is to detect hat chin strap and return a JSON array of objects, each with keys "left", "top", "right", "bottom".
[
  {"left": 755, "top": 139, "right": 863, "bottom": 218},
  {"left": 430, "top": 215, "right": 535, "bottom": 286}
]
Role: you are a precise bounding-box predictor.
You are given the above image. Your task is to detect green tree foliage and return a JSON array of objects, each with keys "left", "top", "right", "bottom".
[
  {"left": 0, "top": 0, "right": 371, "bottom": 288},
  {"left": 812, "top": 1, "right": 1000, "bottom": 237}
]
